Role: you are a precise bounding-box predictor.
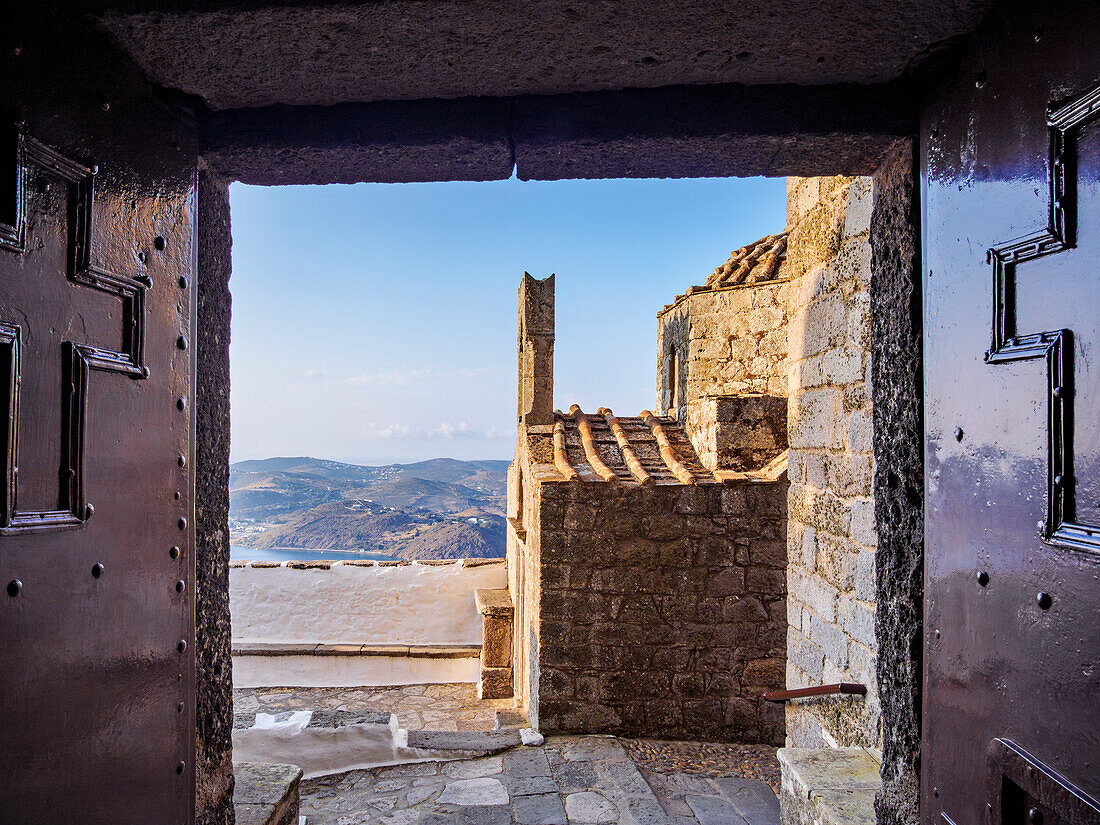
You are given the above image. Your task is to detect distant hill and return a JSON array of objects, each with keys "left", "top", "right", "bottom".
[
  {"left": 229, "top": 456, "right": 508, "bottom": 559},
  {"left": 346, "top": 477, "right": 504, "bottom": 516}
]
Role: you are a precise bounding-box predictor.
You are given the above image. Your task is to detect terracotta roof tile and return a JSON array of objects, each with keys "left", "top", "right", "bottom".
[
  {"left": 549, "top": 407, "right": 715, "bottom": 485},
  {"left": 704, "top": 231, "right": 788, "bottom": 288}
]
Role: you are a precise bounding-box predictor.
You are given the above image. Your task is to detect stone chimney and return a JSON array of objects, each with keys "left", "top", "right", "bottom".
[{"left": 517, "top": 272, "right": 555, "bottom": 428}]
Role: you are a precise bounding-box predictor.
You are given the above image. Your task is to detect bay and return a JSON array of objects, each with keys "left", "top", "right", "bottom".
[{"left": 229, "top": 544, "right": 395, "bottom": 563}]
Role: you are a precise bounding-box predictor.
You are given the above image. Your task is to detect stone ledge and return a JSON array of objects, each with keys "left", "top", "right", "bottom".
[
  {"left": 233, "top": 709, "right": 393, "bottom": 730},
  {"left": 507, "top": 516, "right": 527, "bottom": 541},
  {"left": 778, "top": 747, "right": 880, "bottom": 825},
  {"left": 658, "top": 275, "right": 795, "bottom": 317},
  {"left": 233, "top": 762, "right": 302, "bottom": 825},
  {"left": 405, "top": 728, "right": 522, "bottom": 752},
  {"left": 475, "top": 588, "right": 515, "bottom": 617},
  {"left": 232, "top": 642, "right": 481, "bottom": 659},
  {"left": 228, "top": 557, "right": 506, "bottom": 569},
  {"left": 715, "top": 450, "right": 789, "bottom": 484}
]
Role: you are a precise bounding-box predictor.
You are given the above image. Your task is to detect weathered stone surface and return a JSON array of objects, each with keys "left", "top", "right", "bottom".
[
  {"left": 711, "top": 777, "right": 780, "bottom": 825},
  {"left": 437, "top": 777, "right": 510, "bottom": 806},
  {"left": 778, "top": 747, "right": 879, "bottom": 825},
  {"left": 438, "top": 758, "right": 504, "bottom": 781},
  {"left": 784, "top": 175, "right": 880, "bottom": 751},
  {"left": 512, "top": 792, "right": 568, "bottom": 825},
  {"left": 564, "top": 791, "right": 618, "bottom": 824},
  {"left": 685, "top": 794, "right": 742, "bottom": 825},
  {"left": 479, "top": 666, "right": 514, "bottom": 700},
  {"left": 233, "top": 762, "right": 302, "bottom": 825},
  {"left": 196, "top": 170, "right": 235, "bottom": 825},
  {"left": 867, "top": 140, "right": 922, "bottom": 825},
  {"left": 102, "top": 4, "right": 988, "bottom": 111},
  {"left": 483, "top": 616, "right": 514, "bottom": 668},
  {"left": 533, "top": 481, "right": 786, "bottom": 743}
]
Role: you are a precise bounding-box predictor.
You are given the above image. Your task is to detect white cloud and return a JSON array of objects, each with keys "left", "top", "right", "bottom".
[
  {"left": 365, "top": 422, "right": 412, "bottom": 438},
  {"left": 428, "top": 421, "right": 505, "bottom": 440},
  {"left": 343, "top": 366, "right": 500, "bottom": 387}
]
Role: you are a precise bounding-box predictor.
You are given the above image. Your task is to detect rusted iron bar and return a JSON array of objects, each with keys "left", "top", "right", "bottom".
[
  {"left": 640, "top": 410, "right": 695, "bottom": 484},
  {"left": 598, "top": 407, "right": 654, "bottom": 486},
  {"left": 763, "top": 683, "right": 867, "bottom": 703},
  {"left": 570, "top": 404, "right": 619, "bottom": 483},
  {"left": 552, "top": 413, "right": 579, "bottom": 481}
]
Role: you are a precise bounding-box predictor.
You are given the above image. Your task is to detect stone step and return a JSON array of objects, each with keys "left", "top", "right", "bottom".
[
  {"left": 777, "top": 747, "right": 880, "bottom": 825},
  {"left": 233, "top": 762, "right": 302, "bottom": 825},
  {"left": 233, "top": 709, "right": 525, "bottom": 779}
]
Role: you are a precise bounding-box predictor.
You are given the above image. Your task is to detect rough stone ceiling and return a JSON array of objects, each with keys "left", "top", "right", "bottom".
[{"left": 96, "top": 0, "right": 993, "bottom": 110}]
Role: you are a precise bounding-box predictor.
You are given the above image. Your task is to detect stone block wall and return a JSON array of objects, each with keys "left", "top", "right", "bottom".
[
  {"left": 784, "top": 175, "right": 880, "bottom": 749},
  {"left": 657, "top": 278, "right": 793, "bottom": 417},
  {"left": 684, "top": 394, "right": 788, "bottom": 472},
  {"left": 534, "top": 479, "right": 787, "bottom": 744}
]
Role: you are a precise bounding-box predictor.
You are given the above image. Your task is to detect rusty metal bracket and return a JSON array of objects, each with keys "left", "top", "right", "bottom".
[{"left": 763, "top": 683, "right": 867, "bottom": 703}]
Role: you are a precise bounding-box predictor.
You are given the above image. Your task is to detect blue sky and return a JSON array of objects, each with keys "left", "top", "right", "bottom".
[{"left": 229, "top": 175, "right": 786, "bottom": 465}]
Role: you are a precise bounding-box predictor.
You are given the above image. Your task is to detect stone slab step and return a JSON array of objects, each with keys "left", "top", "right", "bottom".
[
  {"left": 233, "top": 709, "right": 524, "bottom": 779},
  {"left": 777, "top": 747, "right": 880, "bottom": 825},
  {"left": 233, "top": 762, "right": 302, "bottom": 825},
  {"left": 406, "top": 728, "right": 522, "bottom": 754}
]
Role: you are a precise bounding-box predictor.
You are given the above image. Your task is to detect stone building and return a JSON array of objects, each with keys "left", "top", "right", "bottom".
[
  {"left": 657, "top": 232, "right": 792, "bottom": 472},
  {"left": 507, "top": 272, "right": 789, "bottom": 744}
]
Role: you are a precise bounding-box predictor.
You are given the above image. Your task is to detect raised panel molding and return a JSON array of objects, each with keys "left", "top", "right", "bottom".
[
  {"left": 984, "top": 82, "right": 1100, "bottom": 557},
  {"left": 0, "top": 128, "right": 149, "bottom": 533}
]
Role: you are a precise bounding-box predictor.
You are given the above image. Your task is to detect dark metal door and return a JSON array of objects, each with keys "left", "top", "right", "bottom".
[
  {"left": 0, "top": 10, "right": 197, "bottom": 823},
  {"left": 922, "top": 2, "right": 1100, "bottom": 823}
]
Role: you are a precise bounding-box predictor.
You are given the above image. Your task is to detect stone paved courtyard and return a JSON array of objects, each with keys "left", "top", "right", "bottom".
[
  {"left": 297, "top": 736, "right": 780, "bottom": 825},
  {"left": 235, "top": 684, "right": 520, "bottom": 732}
]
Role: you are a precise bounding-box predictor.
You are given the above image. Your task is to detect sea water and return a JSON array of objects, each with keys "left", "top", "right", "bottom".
[{"left": 229, "top": 544, "right": 394, "bottom": 563}]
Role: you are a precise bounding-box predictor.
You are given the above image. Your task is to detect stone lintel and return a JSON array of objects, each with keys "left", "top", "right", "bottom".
[
  {"left": 202, "top": 83, "right": 915, "bottom": 185},
  {"left": 513, "top": 83, "right": 915, "bottom": 180},
  {"left": 204, "top": 96, "right": 512, "bottom": 185}
]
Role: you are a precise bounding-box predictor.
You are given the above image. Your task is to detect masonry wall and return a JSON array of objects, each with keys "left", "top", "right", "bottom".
[
  {"left": 657, "top": 281, "right": 792, "bottom": 470},
  {"left": 508, "top": 427, "right": 553, "bottom": 728},
  {"left": 535, "top": 479, "right": 787, "bottom": 743},
  {"left": 658, "top": 278, "right": 792, "bottom": 414},
  {"left": 867, "top": 142, "right": 922, "bottom": 825},
  {"left": 196, "top": 169, "right": 236, "bottom": 825},
  {"left": 784, "top": 175, "right": 881, "bottom": 748}
]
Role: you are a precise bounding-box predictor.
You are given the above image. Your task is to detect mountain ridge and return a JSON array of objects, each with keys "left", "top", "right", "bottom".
[{"left": 230, "top": 455, "right": 508, "bottom": 560}]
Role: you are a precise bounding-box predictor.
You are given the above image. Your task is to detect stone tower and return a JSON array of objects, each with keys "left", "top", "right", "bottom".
[{"left": 516, "top": 272, "right": 555, "bottom": 428}]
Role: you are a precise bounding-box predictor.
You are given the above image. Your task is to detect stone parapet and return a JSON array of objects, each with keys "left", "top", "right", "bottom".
[{"left": 532, "top": 476, "right": 787, "bottom": 743}]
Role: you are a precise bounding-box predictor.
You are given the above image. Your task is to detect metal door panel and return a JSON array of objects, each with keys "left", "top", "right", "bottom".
[
  {"left": 0, "top": 9, "right": 197, "bottom": 823},
  {"left": 922, "top": 2, "right": 1100, "bottom": 823}
]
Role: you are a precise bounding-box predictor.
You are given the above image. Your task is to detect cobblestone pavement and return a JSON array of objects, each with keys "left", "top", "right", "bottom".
[
  {"left": 235, "top": 684, "right": 518, "bottom": 732},
  {"left": 621, "top": 740, "right": 780, "bottom": 793},
  {"left": 298, "top": 736, "right": 781, "bottom": 825}
]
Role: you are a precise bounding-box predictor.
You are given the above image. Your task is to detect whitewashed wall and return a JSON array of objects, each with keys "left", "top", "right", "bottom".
[{"left": 230, "top": 560, "right": 507, "bottom": 646}]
